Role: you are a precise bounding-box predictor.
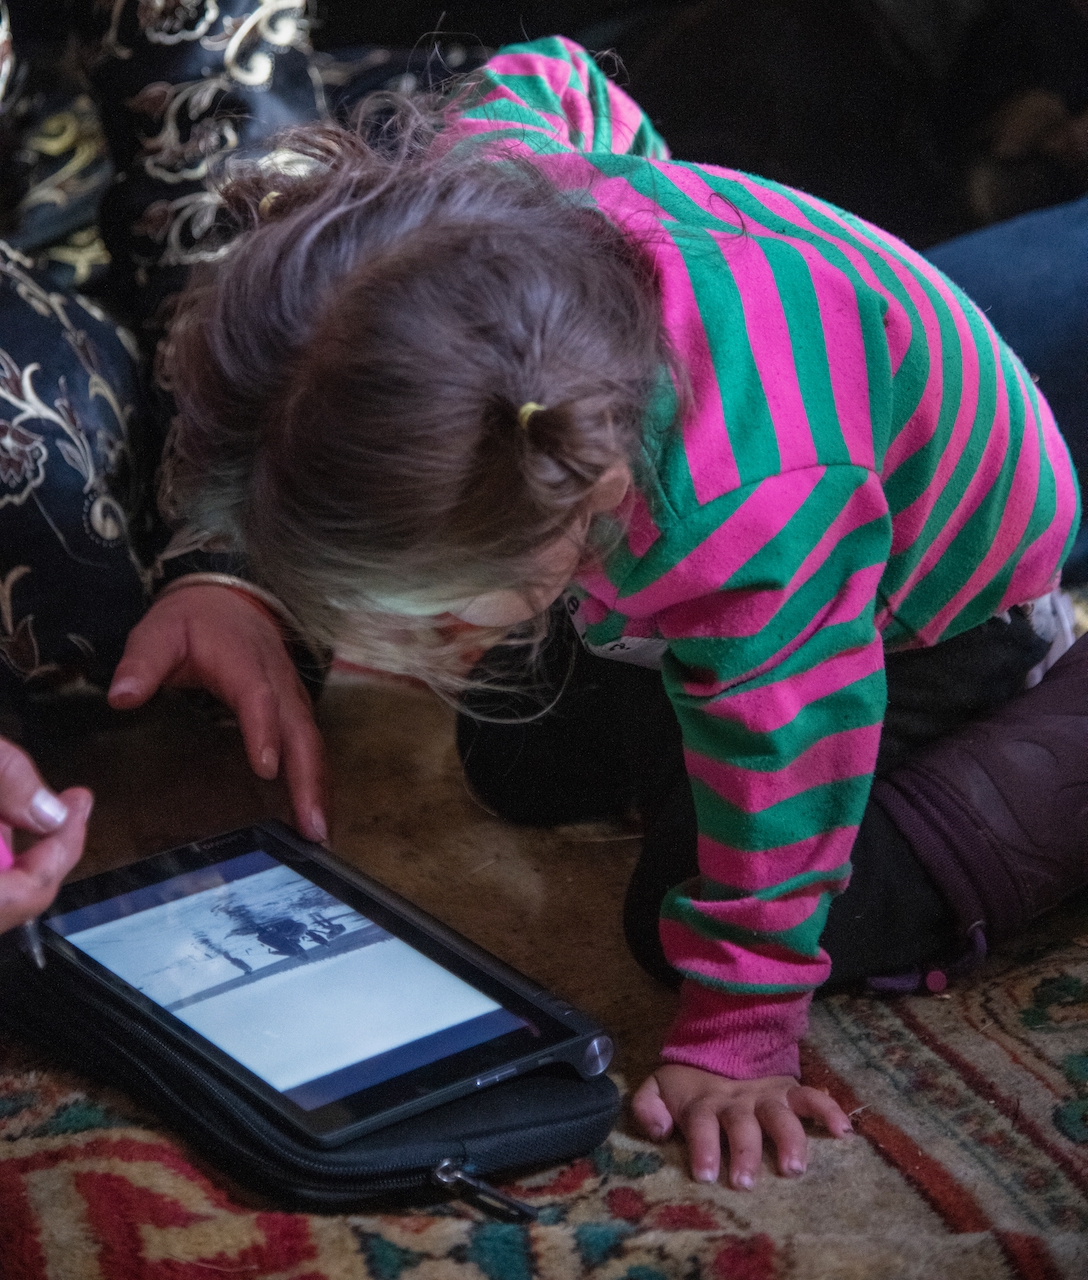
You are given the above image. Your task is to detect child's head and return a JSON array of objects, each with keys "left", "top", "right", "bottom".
[{"left": 164, "top": 115, "right": 668, "bottom": 683}]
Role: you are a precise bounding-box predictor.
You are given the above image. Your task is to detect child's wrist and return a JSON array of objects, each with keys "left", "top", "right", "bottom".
[
  {"left": 660, "top": 979, "right": 809, "bottom": 1081},
  {"left": 155, "top": 573, "right": 299, "bottom": 634}
]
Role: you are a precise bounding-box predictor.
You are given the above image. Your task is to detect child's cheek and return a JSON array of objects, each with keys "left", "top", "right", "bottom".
[{"left": 448, "top": 590, "right": 540, "bottom": 627}]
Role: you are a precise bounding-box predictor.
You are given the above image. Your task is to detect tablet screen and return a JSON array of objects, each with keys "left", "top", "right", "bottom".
[{"left": 46, "top": 850, "right": 529, "bottom": 1111}]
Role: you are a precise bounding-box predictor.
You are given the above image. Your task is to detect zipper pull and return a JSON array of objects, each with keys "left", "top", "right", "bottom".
[{"left": 432, "top": 1158, "right": 539, "bottom": 1222}]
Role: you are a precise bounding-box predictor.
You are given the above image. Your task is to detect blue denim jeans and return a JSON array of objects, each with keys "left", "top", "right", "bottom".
[{"left": 925, "top": 195, "right": 1088, "bottom": 580}]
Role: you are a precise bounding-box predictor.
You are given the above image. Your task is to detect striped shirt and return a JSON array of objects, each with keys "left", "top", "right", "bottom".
[{"left": 448, "top": 38, "right": 1080, "bottom": 1079}]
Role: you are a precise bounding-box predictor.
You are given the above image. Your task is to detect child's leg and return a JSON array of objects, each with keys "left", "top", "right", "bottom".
[
  {"left": 458, "top": 608, "right": 702, "bottom": 985},
  {"left": 457, "top": 605, "right": 683, "bottom": 827},
  {"left": 873, "top": 627, "right": 1088, "bottom": 957},
  {"left": 820, "top": 606, "right": 1059, "bottom": 988}
]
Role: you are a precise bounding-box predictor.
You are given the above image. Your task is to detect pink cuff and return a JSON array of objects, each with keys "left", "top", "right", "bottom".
[{"left": 659, "top": 980, "right": 812, "bottom": 1080}]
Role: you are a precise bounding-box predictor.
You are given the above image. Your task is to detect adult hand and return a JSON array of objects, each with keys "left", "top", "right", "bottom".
[
  {"left": 108, "top": 585, "right": 328, "bottom": 842},
  {"left": 0, "top": 738, "right": 92, "bottom": 934},
  {"left": 632, "top": 1062, "right": 852, "bottom": 1188}
]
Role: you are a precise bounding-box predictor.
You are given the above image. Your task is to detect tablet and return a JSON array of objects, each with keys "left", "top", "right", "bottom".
[{"left": 41, "top": 822, "right": 613, "bottom": 1147}]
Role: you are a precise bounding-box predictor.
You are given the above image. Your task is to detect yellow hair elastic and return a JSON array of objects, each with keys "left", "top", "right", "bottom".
[
  {"left": 517, "top": 401, "right": 547, "bottom": 430},
  {"left": 258, "top": 190, "right": 282, "bottom": 218}
]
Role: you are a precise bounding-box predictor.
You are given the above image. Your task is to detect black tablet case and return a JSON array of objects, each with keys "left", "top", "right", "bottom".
[{"left": 0, "top": 945, "right": 621, "bottom": 1213}]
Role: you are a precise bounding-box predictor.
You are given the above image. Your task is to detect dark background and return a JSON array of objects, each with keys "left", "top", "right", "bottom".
[
  {"left": 307, "top": 0, "right": 1088, "bottom": 248},
  {"left": 6, "top": 1, "right": 1088, "bottom": 248}
]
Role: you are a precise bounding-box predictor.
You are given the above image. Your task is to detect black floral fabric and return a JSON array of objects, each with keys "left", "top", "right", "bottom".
[
  {"left": 0, "top": 0, "right": 329, "bottom": 707},
  {"left": 0, "top": 241, "right": 149, "bottom": 700},
  {"left": 87, "top": 0, "right": 325, "bottom": 339}
]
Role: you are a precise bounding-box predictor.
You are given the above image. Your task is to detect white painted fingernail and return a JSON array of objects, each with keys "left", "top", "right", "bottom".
[
  {"left": 695, "top": 1168, "right": 718, "bottom": 1183},
  {"left": 309, "top": 808, "right": 328, "bottom": 842},
  {"left": 735, "top": 1173, "right": 755, "bottom": 1191},
  {"left": 786, "top": 1159, "right": 805, "bottom": 1176},
  {"left": 109, "top": 676, "right": 141, "bottom": 700},
  {"left": 31, "top": 789, "right": 68, "bottom": 829}
]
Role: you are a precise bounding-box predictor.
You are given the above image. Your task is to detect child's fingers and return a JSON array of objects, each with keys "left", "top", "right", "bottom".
[
  {"left": 0, "top": 738, "right": 71, "bottom": 836},
  {"left": 756, "top": 1099, "right": 809, "bottom": 1177},
  {"left": 676, "top": 1101, "right": 728, "bottom": 1184},
  {"left": 233, "top": 671, "right": 283, "bottom": 781},
  {"left": 27, "top": 788, "right": 91, "bottom": 882},
  {"left": 718, "top": 1108, "right": 763, "bottom": 1190},
  {"left": 228, "top": 645, "right": 329, "bottom": 842},
  {"left": 202, "top": 619, "right": 297, "bottom": 782},
  {"left": 787, "top": 1085, "right": 853, "bottom": 1137},
  {"left": 630, "top": 1073, "right": 675, "bottom": 1141},
  {"left": 108, "top": 609, "right": 187, "bottom": 708},
  {"left": 276, "top": 682, "right": 329, "bottom": 844}
]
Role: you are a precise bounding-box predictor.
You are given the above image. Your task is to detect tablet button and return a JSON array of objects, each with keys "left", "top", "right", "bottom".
[
  {"left": 475, "top": 1066, "right": 518, "bottom": 1088},
  {"left": 582, "top": 1035, "right": 614, "bottom": 1076}
]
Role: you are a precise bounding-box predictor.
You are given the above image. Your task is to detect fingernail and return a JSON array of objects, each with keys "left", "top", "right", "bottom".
[
  {"left": 30, "top": 789, "right": 68, "bottom": 829},
  {"left": 259, "top": 747, "right": 277, "bottom": 775},
  {"left": 786, "top": 1159, "right": 805, "bottom": 1176},
  {"left": 734, "top": 1173, "right": 754, "bottom": 1191},
  {"left": 309, "top": 808, "right": 328, "bottom": 842},
  {"left": 695, "top": 1168, "right": 718, "bottom": 1183},
  {"left": 109, "top": 676, "right": 141, "bottom": 700}
]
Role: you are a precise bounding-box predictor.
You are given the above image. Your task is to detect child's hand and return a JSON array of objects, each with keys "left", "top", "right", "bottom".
[
  {"left": 108, "top": 586, "right": 328, "bottom": 842},
  {"left": 632, "top": 1062, "right": 852, "bottom": 1189}
]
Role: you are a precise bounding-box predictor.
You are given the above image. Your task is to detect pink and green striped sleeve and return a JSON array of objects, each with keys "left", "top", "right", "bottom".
[
  {"left": 447, "top": 35, "right": 670, "bottom": 159},
  {"left": 579, "top": 460, "right": 893, "bottom": 1079},
  {"left": 657, "top": 491, "right": 890, "bottom": 1080}
]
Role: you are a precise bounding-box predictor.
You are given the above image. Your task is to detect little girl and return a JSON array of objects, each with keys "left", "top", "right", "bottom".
[{"left": 142, "top": 37, "right": 1087, "bottom": 1190}]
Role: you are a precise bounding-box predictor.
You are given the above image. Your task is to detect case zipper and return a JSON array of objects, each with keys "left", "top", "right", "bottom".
[{"left": 433, "top": 1158, "right": 539, "bottom": 1222}]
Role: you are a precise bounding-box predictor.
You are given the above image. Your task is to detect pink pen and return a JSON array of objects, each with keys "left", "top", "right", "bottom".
[{"left": 0, "top": 829, "right": 46, "bottom": 969}]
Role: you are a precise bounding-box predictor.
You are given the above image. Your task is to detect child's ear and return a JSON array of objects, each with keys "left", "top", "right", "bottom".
[{"left": 587, "top": 463, "right": 632, "bottom": 513}]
